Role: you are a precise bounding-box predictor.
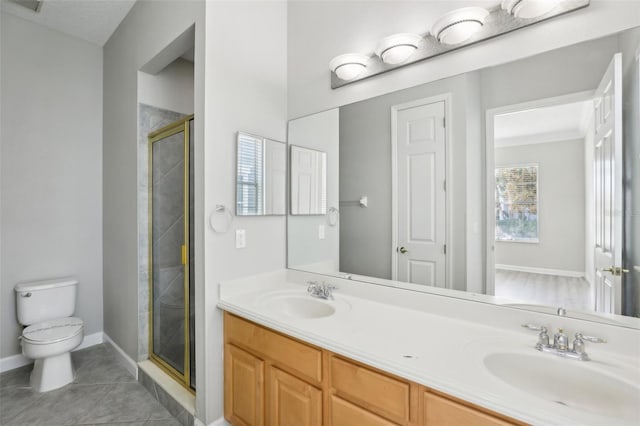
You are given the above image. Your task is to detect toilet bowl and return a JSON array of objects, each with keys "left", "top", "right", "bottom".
[
  {"left": 15, "top": 277, "right": 84, "bottom": 392},
  {"left": 20, "top": 317, "right": 84, "bottom": 392}
]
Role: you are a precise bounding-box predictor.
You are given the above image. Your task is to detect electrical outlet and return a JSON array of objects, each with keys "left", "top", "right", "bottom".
[
  {"left": 318, "top": 225, "right": 326, "bottom": 240},
  {"left": 235, "top": 229, "right": 246, "bottom": 248}
]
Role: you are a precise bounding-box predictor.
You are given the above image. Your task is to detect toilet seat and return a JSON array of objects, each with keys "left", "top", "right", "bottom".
[{"left": 22, "top": 317, "right": 83, "bottom": 344}]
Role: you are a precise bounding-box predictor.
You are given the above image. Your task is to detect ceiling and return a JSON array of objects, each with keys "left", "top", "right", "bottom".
[
  {"left": 494, "top": 100, "right": 593, "bottom": 147},
  {"left": 1, "top": 0, "right": 136, "bottom": 46}
]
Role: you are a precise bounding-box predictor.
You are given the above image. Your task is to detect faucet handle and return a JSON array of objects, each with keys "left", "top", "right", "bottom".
[
  {"left": 522, "top": 324, "right": 547, "bottom": 332},
  {"left": 522, "top": 324, "right": 550, "bottom": 348},
  {"left": 575, "top": 332, "right": 606, "bottom": 344},
  {"left": 307, "top": 281, "right": 318, "bottom": 292}
]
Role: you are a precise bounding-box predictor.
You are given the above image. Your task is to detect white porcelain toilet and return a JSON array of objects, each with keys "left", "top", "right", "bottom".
[{"left": 15, "top": 277, "right": 84, "bottom": 392}]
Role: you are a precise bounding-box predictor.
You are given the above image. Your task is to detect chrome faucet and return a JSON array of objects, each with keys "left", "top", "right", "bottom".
[
  {"left": 553, "top": 328, "right": 569, "bottom": 351},
  {"left": 307, "top": 281, "right": 337, "bottom": 300},
  {"left": 522, "top": 324, "right": 606, "bottom": 361}
]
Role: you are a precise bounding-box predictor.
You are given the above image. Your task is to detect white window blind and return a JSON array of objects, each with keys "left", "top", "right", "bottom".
[
  {"left": 495, "top": 165, "right": 538, "bottom": 242},
  {"left": 236, "top": 134, "right": 264, "bottom": 215}
]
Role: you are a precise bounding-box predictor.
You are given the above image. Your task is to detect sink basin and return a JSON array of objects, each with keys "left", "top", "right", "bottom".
[
  {"left": 484, "top": 352, "right": 640, "bottom": 422},
  {"left": 257, "top": 291, "right": 350, "bottom": 319}
]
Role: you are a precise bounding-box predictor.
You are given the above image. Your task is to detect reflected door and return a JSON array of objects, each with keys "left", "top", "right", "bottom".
[
  {"left": 394, "top": 100, "right": 447, "bottom": 287},
  {"left": 149, "top": 116, "right": 194, "bottom": 390},
  {"left": 594, "top": 54, "right": 623, "bottom": 314}
]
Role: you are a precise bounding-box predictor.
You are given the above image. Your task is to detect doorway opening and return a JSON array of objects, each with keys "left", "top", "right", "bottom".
[
  {"left": 487, "top": 93, "right": 595, "bottom": 311},
  {"left": 148, "top": 116, "right": 195, "bottom": 390},
  {"left": 137, "top": 26, "right": 195, "bottom": 392},
  {"left": 486, "top": 54, "right": 623, "bottom": 314}
]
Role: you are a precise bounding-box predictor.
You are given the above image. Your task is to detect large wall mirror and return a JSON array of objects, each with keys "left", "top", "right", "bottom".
[
  {"left": 287, "top": 26, "right": 640, "bottom": 328},
  {"left": 236, "top": 132, "right": 286, "bottom": 216}
]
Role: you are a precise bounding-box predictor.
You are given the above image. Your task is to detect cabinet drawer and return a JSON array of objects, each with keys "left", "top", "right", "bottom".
[
  {"left": 225, "top": 313, "right": 323, "bottom": 384},
  {"left": 330, "top": 356, "right": 410, "bottom": 424},
  {"left": 331, "top": 395, "right": 397, "bottom": 426},
  {"left": 424, "top": 392, "right": 515, "bottom": 426}
]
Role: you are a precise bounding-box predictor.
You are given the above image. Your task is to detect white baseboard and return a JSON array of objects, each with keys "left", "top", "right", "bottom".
[
  {"left": 103, "top": 333, "right": 138, "bottom": 380},
  {"left": 495, "top": 264, "right": 584, "bottom": 278},
  {"left": 0, "top": 331, "right": 104, "bottom": 373},
  {"left": 208, "top": 418, "right": 230, "bottom": 426}
]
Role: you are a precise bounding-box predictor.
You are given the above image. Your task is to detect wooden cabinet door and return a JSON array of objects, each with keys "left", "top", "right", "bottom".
[
  {"left": 225, "top": 344, "right": 264, "bottom": 426},
  {"left": 267, "top": 366, "right": 322, "bottom": 426},
  {"left": 423, "top": 392, "right": 514, "bottom": 426}
]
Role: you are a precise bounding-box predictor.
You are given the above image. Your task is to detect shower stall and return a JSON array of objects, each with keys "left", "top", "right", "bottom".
[{"left": 148, "top": 115, "right": 195, "bottom": 390}]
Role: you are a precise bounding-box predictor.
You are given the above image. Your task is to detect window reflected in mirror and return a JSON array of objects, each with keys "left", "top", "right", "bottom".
[
  {"left": 495, "top": 165, "right": 539, "bottom": 243},
  {"left": 236, "top": 132, "right": 286, "bottom": 216}
]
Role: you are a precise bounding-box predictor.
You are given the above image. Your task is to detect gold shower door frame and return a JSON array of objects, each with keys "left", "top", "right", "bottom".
[{"left": 148, "top": 115, "right": 194, "bottom": 392}]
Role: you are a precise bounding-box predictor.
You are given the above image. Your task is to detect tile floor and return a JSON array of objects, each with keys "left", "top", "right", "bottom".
[{"left": 0, "top": 344, "right": 181, "bottom": 426}]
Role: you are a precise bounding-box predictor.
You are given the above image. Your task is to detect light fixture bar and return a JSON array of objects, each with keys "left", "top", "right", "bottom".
[{"left": 331, "top": 0, "right": 589, "bottom": 89}]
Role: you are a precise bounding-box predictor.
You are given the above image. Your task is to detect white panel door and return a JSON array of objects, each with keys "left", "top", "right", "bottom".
[
  {"left": 290, "top": 145, "right": 327, "bottom": 215},
  {"left": 395, "top": 101, "right": 446, "bottom": 287},
  {"left": 593, "top": 53, "right": 623, "bottom": 314}
]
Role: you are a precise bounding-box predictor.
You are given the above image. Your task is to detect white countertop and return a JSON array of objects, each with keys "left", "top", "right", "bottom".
[{"left": 217, "top": 270, "right": 640, "bottom": 426}]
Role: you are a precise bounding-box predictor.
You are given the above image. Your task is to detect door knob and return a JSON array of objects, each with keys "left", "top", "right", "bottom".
[
  {"left": 398, "top": 246, "right": 408, "bottom": 254},
  {"left": 601, "top": 266, "right": 629, "bottom": 276}
]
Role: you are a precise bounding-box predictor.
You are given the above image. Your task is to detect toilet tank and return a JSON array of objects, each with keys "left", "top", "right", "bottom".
[{"left": 15, "top": 277, "right": 78, "bottom": 325}]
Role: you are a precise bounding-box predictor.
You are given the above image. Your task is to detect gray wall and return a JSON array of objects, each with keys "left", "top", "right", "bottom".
[
  {"left": 494, "top": 140, "right": 586, "bottom": 272},
  {"left": 102, "top": 0, "right": 204, "bottom": 367},
  {"left": 138, "top": 58, "right": 194, "bottom": 116},
  {"left": 338, "top": 73, "right": 477, "bottom": 291},
  {"left": 479, "top": 35, "right": 620, "bottom": 110},
  {"left": 620, "top": 27, "right": 640, "bottom": 317},
  {"left": 0, "top": 14, "right": 103, "bottom": 358}
]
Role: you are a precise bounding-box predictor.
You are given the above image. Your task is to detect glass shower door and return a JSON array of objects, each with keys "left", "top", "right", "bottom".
[{"left": 149, "top": 116, "right": 193, "bottom": 390}]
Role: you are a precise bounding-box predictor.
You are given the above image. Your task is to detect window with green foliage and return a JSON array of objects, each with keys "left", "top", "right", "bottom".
[{"left": 495, "top": 165, "right": 538, "bottom": 242}]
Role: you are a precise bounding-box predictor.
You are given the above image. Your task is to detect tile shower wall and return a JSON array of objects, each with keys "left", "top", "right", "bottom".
[{"left": 138, "top": 104, "right": 186, "bottom": 361}]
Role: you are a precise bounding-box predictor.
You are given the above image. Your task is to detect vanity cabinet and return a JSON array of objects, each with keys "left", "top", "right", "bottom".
[{"left": 224, "top": 313, "right": 522, "bottom": 426}]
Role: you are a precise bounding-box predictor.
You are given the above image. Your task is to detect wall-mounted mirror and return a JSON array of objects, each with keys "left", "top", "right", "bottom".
[
  {"left": 287, "top": 26, "right": 640, "bottom": 328},
  {"left": 236, "top": 132, "right": 286, "bottom": 216},
  {"left": 290, "top": 145, "right": 327, "bottom": 215}
]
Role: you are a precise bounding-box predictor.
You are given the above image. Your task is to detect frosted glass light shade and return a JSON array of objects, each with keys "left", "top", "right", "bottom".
[
  {"left": 375, "top": 33, "right": 423, "bottom": 65},
  {"left": 502, "top": 0, "right": 560, "bottom": 19},
  {"left": 431, "top": 7, "right": 490, "bottom": 45},
  {"left": 329, "top": 53, "right": 369, "bottom": 80}
]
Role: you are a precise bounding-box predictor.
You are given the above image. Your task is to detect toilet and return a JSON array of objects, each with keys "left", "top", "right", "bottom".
[{"left": 15, "top": 277, "right": 84, "bottom": 392}]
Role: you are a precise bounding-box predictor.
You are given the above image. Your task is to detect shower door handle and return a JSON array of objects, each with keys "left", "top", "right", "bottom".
[{"left": 181, "top": 245, "right": 187, "bottom": 265}]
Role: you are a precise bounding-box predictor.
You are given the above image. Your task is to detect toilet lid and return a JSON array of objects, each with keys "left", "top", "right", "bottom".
[{"left": 22, "top": 317, "right": 83, "bottom": 343}]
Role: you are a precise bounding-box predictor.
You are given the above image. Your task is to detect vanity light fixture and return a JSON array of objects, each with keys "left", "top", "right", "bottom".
[
  {"left": 375, "top": 33, "right": 423, "bottom": 65},
  {"left": 329, "top": 0, "right": 589, "bottom": 88},
  {"left": 431, "top": 7, "right": 490, "bottom": 45},
  {"left": 502, "top": 0, "right": 560, "bottom": 19},
  {"left": 329, "top": 53, "right": 370, "bottom": 80}
]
